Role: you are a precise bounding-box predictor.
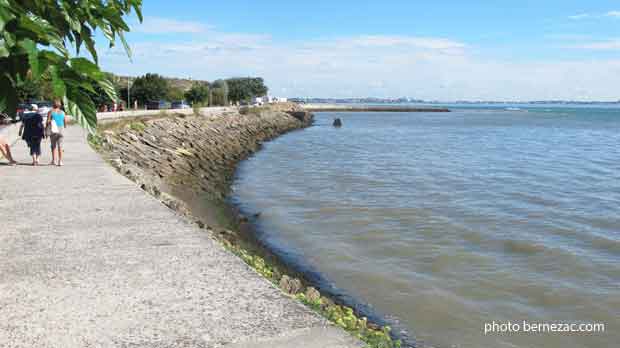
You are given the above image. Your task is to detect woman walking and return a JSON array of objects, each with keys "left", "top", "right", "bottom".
[
  {"left": 47, "top": 100, "right": 67, "bottom": 166},
  {"left": 0, "top": 135, "right": 17, "bottom": 165},
  {"left": 19, "top": 110, "right": 45, "bottom": 165}
]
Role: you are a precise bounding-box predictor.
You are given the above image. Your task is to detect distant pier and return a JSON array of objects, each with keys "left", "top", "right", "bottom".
[{"left": 303, "top": 103, "right": 450, "bottom": 112}]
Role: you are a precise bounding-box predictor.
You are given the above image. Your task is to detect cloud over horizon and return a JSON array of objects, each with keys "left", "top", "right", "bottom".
[
  {"left": 100, "top": 18, "right": 620, "bottom": 101},
  {"left": 568, "top": 10, "right": 620, "bottom": 20},
  {"left": 133, "top": 16, "right": 213, "bottom": 34}
]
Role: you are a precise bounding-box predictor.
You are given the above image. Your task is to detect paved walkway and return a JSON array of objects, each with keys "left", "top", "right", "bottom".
[{"left": 0, "top": 126, "right": 361, "bottom": 348}]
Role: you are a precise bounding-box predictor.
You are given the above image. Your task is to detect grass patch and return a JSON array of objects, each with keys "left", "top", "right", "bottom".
[
  {"left": 87, "top": 133, "right": 104, "bottom": 151},
  {"left": 193, "top": 103, "right": 204, "bottom": 116},
  {"left": 239, "top": 106, "right": 263, "bottom": 116},
  {"left": 129, "top": 121, "right": 146, "bottom": 132},
  {"left": 219, "top": 239, "right": 401, "bottom": 348}
]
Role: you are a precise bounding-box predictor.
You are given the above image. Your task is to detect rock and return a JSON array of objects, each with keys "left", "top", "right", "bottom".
[
  {"left": 305, "top": 287, "right": 321, "bottom": 303},
  {"left": 333, "top": 118, "right": 342, "bottom": 127},
  {"left": 320, "top": 296, "right": 335, "bottom": 310},
  {"left": 287, "top": 111, "right": 314, "bottom": 124},
  {"left": 279, "top": 275, "right": 303, "bottom": 295},
  {"left": 219, "top": 229, "right": 237, "bottom": 238},
  {"left": 159, "top": 192, "right": 190, "bottom": 216},
  {"left": 110, "top": 158, "right": 123, "bottom": 168}
]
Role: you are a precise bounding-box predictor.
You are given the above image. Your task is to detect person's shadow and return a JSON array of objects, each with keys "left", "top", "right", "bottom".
[{"left": 0, "top": 162, "right": 54, "bottom": 166}]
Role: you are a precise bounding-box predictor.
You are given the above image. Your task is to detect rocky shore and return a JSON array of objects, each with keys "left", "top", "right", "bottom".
[
  {"left": 92, "top": 104, "right": 404, "bottom": 348},
  {"left": 93, "top": 104, "right": 322, "bottom": 277},
  {"left": 96, "top": 105, "right": 312, "bottom": 222}
]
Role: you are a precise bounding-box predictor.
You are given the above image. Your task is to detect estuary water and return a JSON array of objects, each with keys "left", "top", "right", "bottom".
[{"left": 231, "top": 106, "right": 619, "bottom": 348}]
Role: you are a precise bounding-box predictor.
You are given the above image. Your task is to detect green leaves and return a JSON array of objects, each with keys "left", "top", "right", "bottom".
[
  {"left": 227, "top": 77, "right": 269, "bottom": 103},
  {"left": 0, "top": 0, "right": 15, "bottom": 33},
  {"left": 70, "top": 58, "right": 102, "bottom": 79},
  {"left": 19, "top": 39, "right": 38, "bottom": 75},
  {"left": 97, "top": 79, "right": 119, "bottom": 104},
  {"left": 64, "top": 91, "right": 97, "bottom": 135},
  {"left": 0, "top": 0, "right": 142, "bottom": 132},
  {"left": 185, "top": 82, "right": 210, "bottom": 106},
  {"left": 0, "top": 38, "right": 9, "bottom": 58}
]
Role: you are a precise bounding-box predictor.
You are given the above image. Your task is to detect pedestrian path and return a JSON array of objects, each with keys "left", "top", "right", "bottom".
[{"left": 0, "top": 125, "right": 361, "bottom": 348}]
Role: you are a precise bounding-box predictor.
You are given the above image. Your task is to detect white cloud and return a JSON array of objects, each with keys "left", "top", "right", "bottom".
[
  {"left": 568, "top": 13, "right": 591, "bottom": 20},
  {"left": 338, "top": 35, "right": 465, "bottom": 50},
  {"left": 568, "top": 10, "right": 620, "bottom": 20},
  {"left": 605, "top": 11, "right": 620, "bottom": 17},
  {"left": 100, "top": 32, "right": 620, "bottom": 101},
  {"left": 133, "top": 17, "right": 212, "bottom": 34},
  {"left": 566, "top": 40, "right": 620, "bottom": 50}
]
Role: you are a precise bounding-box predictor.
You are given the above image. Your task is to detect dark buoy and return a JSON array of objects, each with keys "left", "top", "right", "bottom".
[{"left": 333, "top": 118, "right": 342, "bottom": 127}]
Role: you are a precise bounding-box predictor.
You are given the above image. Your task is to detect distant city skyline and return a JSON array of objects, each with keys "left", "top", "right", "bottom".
[{"left": 99, "top": 0, "right": 620, "bottom": 101}]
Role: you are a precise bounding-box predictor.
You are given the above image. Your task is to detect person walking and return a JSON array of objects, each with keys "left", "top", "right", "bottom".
[
  {"left": 19, "top": 110, "right": 45, "bottom": 165},
  {"left": 0, "top": 135, "right": 17, "bottom": 165},
  {"left": 47, "top": 100, "right": 67, "bottom": 166}
]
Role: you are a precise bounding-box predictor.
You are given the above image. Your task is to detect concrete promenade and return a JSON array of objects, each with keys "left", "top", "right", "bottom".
[{"left": 0, "top": 124, "right": 361, "bottom": 347}]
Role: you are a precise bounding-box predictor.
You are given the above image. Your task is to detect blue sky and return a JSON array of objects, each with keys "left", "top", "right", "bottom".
[{"left": 99, "top": 1, "right": 620, "bottom": 100}]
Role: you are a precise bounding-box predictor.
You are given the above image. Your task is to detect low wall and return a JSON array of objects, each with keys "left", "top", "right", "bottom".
[
  {"left": 2, "top": 106, "right": 237, "bottom": 147},
  {"left": 97, "top": 106, "right": 237, "bottom": 122}
]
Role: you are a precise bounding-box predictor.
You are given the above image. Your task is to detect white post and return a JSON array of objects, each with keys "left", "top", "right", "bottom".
[{"left": 127, "top": 78, "right": 131, "bottom": 109}]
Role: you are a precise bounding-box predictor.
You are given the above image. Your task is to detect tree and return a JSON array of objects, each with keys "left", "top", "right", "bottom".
[
  {"left": 210, "top": 79, "right": 229, "bottom": 106},
  {"left": 129, "top": 73, "right": 169, "bottom": 106},
  {"left": 227, "top": 77, "right": 269, "bottom": 103},
  {"left": 16, "top": 77, "right": 42, "bottom": 102},
  {"left": 87, "top": 72, "right": 123, "bottom": 109},
  {"left": 0, "top": 0, "right": 142, "bottom": 133},
  {"left": 184, "top": 82, "right": 210, "bottom": 106},
  {"left": 167, "top": 87, "right": 185, "bottom": 101}
]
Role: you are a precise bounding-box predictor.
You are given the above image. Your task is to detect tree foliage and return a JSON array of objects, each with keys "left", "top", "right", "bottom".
[
  {"left": 227, "top": 77, "right": 268, "bottom": 103},
  {"left": 210, "top": 79, "right": 229, "bottom": 106},
  {"left": 86, "top": 72, "right": 124, "bottom": 109},
  {"left": 0, "top": 0, "right": 142, "bottom": 133},
  {"left": 129, "top": 73, "right": 169, "bottom": 106},
  {"left": 15, "top": 77, "right": 42, "bottom": 102},
  {"left": 184, "top": 82, "right": 210, "bottom": 106},
  {"left": 167, "top": 86, "right": 185, "bottom": 101}
]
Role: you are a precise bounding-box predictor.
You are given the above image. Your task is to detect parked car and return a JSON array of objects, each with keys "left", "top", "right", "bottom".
[
  {"left": 171, "top": 100, "right": 191, "bottom": 109},
  {"left": 147, "top": 100, "right": 171, "bottom": 110},
  {"left": 33, "top": 101, "right": 52, "bottom": 124},
  {"left": 0, "top": 112, "right": 10, "bottom": 125}
]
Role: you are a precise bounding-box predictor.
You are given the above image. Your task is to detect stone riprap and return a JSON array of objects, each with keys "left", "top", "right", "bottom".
[
  {"left": 0, "top": 108, "right": 361, "bottom": 347},
  {"left": 99, "top": 107, "right": 313, "bottom": 208}
]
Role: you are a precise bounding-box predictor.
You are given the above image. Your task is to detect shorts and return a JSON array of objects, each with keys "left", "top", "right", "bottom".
[{"left": 50, "top": 133, "right": 64, "bottom": 150}]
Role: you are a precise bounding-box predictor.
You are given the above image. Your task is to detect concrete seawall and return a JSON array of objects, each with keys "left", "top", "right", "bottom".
[{"left": 0, "top": 107, "right": 362, "bottom": 347}]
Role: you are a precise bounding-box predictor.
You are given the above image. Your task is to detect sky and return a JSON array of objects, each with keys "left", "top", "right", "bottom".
[{"left": 98, "top": 0, "right": 620, "bottom": 101}]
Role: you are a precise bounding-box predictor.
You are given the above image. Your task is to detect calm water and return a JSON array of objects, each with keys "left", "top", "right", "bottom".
[{"left": 231, "top": 107, "right": 620, "bottom": 348}]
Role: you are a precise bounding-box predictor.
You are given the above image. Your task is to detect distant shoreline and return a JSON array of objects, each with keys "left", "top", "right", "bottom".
[{"left": 303, "top": 103, "right": 450, "bottom": 112}]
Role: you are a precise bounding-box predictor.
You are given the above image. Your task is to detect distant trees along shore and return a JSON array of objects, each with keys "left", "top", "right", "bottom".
[{"left": 16, "top": 73, "right": 270, "bottom": 108}]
